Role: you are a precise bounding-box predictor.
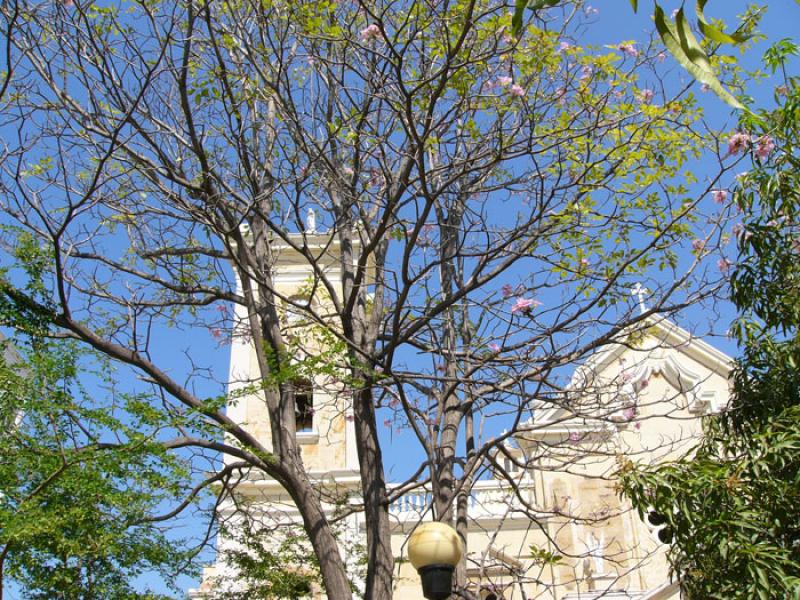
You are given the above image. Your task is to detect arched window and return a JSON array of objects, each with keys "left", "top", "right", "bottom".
[{"left": 293, "top": 378, "right": 314, "bottom": 432}]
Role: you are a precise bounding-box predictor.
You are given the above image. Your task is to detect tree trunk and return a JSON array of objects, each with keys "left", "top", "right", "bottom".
[
  {"left": 287, "top": 468, "right": 355, "bottom": 600},
  {"left": 354, "top": 385, "right": 395, "bottom": 600}
]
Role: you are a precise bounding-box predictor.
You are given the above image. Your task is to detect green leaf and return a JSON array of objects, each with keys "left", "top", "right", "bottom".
[
  {"left": 696, "top": 0, "right": 753, "bottom": 45},
  {"left": 512, "top": 0, "right": 560, "bottom": 37},
  {"left": 653, "top": 4, "right": 744, "bottom": 110},
  {"left": 512, "top": 0, "right": 527, "bottom": 37},
  {"left": 629, "top": 0, "right": 638, "bottom": 12},
  {"left": 528, "top": 0, "right": 560, "bottom": 9}
]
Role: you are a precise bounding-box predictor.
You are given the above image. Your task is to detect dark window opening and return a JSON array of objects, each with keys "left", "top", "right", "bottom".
[{"left": 294, "top": 379, "right": 314, "bottom": 432}]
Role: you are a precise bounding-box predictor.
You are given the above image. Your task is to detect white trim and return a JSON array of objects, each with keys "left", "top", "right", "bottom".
[{"left": 296, "top": 430, "right": 320, "bottom": 444}]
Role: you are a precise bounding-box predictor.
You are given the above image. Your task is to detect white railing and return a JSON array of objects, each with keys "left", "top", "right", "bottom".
[{"left": 388, "top": 478, "right": 537, "bottom": 521}]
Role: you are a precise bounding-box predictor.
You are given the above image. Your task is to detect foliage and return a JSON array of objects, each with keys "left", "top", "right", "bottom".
[
  {"left": 0, "top": 243, "right": 197, "bottom": 599},
  {"left": 514, "top": 0, "right": 759, "bottom": 109},
  {"left": 211, "top": 520, "right": 320, "bottom": 600},
  {"left": 620, "top": 43, "right": 800, "bottom": 600}
]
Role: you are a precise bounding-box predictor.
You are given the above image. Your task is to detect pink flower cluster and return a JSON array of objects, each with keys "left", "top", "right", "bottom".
[
  {"left": 360, "top": 24, "right": 381, "bottom": 43},
  {"left": 493, "top": 76, "right": 526, "bottom": 98},
  {"left": 511, "top": 297, "right": 541, "bottom": 314},
  {"left": 727, "top": 132, "right": 775, "bottom": 159},
  {"left": 727, "top": 132, "right": 751, "bottom": 155},
  {"left": 617, "top": 43, "right": 638, "bottom": 58},
  {"left": 754, "top": 135, "right": 775, "bottom": 160},
  {"left": 638, "top": 88, "right": 654, "bottom": 103},
  {"left": 711, "top": 189, "right": 728, "bottom": 204},
  {"left": 717, "top": 258, "right": 733, "bottom": 273}
]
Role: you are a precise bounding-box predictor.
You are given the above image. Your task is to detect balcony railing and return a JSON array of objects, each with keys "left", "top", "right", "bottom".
[{"left": 388, "top": 478, "right": 537, "bottom": 521}]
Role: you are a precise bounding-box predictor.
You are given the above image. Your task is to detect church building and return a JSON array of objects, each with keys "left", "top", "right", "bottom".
[{"left": 191, "top": 232, "right": 732, "bottom": 600}]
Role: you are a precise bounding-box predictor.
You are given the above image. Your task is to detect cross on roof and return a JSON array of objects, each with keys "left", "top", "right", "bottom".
[{"left": 630, "top": 283, "right": 649, "bottom": 315}]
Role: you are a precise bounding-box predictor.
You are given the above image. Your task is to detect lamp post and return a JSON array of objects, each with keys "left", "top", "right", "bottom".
[{"left": 408, "top": 522, "right": 463, "bottom": 600}]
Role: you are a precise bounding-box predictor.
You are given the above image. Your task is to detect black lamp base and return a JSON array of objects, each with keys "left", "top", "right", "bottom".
[{"left": 418, "top": 564, "right": 455, "bottom": 600}]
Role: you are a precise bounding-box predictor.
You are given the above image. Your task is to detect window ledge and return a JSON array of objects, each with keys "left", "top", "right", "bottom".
[{"left": 296, "top": 431, "right": 319, "bottom": 444}]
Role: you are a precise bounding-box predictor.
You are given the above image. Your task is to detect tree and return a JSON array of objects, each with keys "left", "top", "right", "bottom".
[
  {"left": 0, "top": 1, "right": 756, "bottom": 597},
  {"left": 513, "top": 0, "right": 756, "bottom": 109},
  {"left": 620, "top": 40, "right": 800, "bottom": 600},
  {"left": 0, "top": 238, "right": 197, "bottom": 599}
]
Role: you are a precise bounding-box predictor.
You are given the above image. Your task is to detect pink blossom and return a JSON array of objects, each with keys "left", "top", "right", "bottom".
[
  {"left": 634, "top": 421, "right": 642, "bottom": 430},
  {"left": 211, "top": 328, "right": 222, "bottom": 339},
  {"left": 62, "top": 0, "right": 75, "bottom": 5},
  {"left": 360, "top": 24, "right": 381, "bottom": 43},
  {"left": 343, "top": 166, "right": 354, "bottom": 176},
  {"left": 727, "top": 132, "right": 751, "bottom": 155},
  {"left": 580, "top": 258, "right": 590, "bottom": 268},
  {"left": 510, "top": 84, "right": 526, "bottom": 98},
  {"left": 639, "top": 88, "right": 654, "bottom": 103},
  {"left": 639, "top": 379, "right": 649, "bottom": 390},
  {"left": 383, "top": 419, "right": 392, "bottom": 428},
  {"left": 511, "top": 297, "right": 540, "bottom": 314},
  {"left": 700, "top": 83, "right": 711, "bottom": 93},
  {"left": 489, "top": 343, "right": 501, "bottom": 353},
  {"left": 754, "top": 135, "right": 775, "bottom": 160},
  {"left": 568, "top": 431, "right": 582, "bottom": 442},
  {"left": 656, "top": 52, "right": 666, "bottom": 63},
  {"left": 580, "top": 65, "right": 593, "bottom": 82},
  {"left": 617, "top": 43, "right": 638, "bottom": 58},
  {"left": 622, "top": 406, "right": 636, "bottom": 421},
  {"left": 559, "top": 41, "right": 572, "bottom": 52},
  {"left": 711, "top": 189, "right": 728, "bottom": 204},
  {"left": 497, "top": 76, "right": 513, "bottom": 87},
  {"left": 691, "top": 239, "right": 705, "bottom": 252},
  {"left": 345, "top": 414, "right": 354, "bottom": 422},
  {"left": 501, "top": 284, "right": 515, "bottom": 298},
  {"left": 717, "top": 258, "right": 733, "bottom": 273}
]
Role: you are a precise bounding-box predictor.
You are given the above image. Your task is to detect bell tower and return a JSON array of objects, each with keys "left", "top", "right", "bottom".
[{"left": 224, "top": 231, "right": 359, "bottom": 476}]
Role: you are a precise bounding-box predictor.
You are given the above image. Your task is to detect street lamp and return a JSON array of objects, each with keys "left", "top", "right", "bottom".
[{"left": 408, "top": 522, "right": 463, "bottom": 600}]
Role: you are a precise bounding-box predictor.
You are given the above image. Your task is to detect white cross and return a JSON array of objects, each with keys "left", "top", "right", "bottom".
[{"left": 630, "top": 283, "right": 649, "bottom": 315}]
